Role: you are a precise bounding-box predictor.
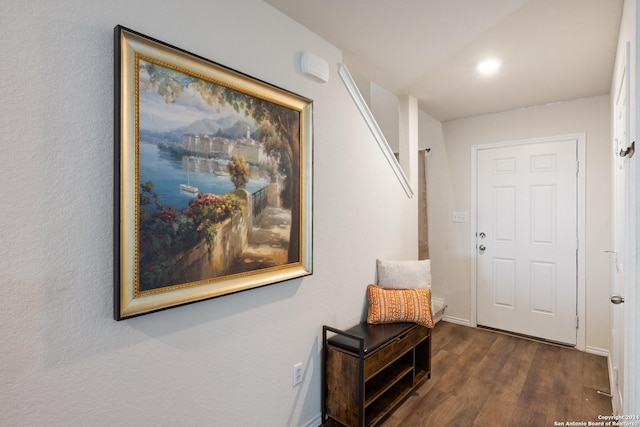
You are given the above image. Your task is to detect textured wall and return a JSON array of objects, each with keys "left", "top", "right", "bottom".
[{"left": 0, "top": 1, "right": 417, "bottom": 425}]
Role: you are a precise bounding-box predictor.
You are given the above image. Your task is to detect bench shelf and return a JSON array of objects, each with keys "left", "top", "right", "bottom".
[{"left": 322, "top": 322, "right": 431, "bottom": 427}]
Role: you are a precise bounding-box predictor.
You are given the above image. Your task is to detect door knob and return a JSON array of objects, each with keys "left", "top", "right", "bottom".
[
  {"left": 478, "top": 244, "right": 486, "bottom": 252},
  {"left": 610, "top": 294, "right": 625, "bottom": 304},
  {"left": 479, "top": 232, "right": 486, "bottom": 239}
]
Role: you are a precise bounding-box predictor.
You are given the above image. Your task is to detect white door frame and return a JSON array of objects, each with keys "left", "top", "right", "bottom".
[{"left": 469, "top": 133, "right": 586, "bottom": 351}]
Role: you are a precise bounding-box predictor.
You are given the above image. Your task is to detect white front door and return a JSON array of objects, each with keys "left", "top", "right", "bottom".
[{"left": 476, "top": 137, "right": 578, "bottom": 345}]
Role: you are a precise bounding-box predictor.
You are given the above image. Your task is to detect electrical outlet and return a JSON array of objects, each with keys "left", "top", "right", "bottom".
[{"left": 292, "top": 362, "right": 303, "bottom": 387}]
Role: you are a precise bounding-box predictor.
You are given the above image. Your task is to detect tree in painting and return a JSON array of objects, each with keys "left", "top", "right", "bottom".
[{"left": 227, "top": 155, "right": 250, "bottom": 190}]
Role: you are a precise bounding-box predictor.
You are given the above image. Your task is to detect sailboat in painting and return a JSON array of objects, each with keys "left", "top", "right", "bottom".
[{"left": 180, "top": 156, "right": 198, "bottom": 195}]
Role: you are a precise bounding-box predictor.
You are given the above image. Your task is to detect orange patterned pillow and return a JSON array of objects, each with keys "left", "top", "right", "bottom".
[{"left": 367, "top": 284, "right": 434, "bottom": 328}]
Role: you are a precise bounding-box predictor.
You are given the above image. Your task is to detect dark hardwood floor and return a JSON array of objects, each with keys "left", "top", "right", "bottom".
[{"left": 322, "top": 321, "right": 612, "bottom": 427}]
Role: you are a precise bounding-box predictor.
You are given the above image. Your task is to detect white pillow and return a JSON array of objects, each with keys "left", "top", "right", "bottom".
[{"left": 376, "top": 259, "right": 431, "bottom": 289}]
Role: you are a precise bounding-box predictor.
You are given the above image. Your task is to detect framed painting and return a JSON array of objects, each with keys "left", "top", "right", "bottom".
[{"left": 114, "top": 26, "right": 313, "bottom": 320}]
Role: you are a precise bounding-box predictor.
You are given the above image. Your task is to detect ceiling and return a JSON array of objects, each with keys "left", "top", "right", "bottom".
[{"left": 264, "top": 0, "right": 624, "bottom": 122}]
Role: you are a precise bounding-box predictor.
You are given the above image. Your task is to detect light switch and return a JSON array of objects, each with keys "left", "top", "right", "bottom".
[{"left": 452, "top": 211, "right": 467, "bottom": 223}]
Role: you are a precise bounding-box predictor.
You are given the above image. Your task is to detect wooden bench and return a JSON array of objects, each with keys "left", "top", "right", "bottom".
[{"left": 322, "top": 322, "right": 431, "bottom": 427}]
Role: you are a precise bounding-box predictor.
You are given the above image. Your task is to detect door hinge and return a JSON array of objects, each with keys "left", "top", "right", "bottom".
[
  {"left": 576, "top": 161, "right": 580, "bottom": 174},
  {"left": 576, "top": 316, "right": 580, "bottom": 329}
]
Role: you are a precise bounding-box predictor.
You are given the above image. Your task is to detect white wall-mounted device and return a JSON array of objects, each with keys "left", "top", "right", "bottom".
[{"left": 300, "top": 52, "right": 329, "bottom": 83}]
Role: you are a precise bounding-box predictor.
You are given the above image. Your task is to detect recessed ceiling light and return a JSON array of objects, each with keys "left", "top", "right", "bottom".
[{"left": 477, "top": 59, "right": 501, "bottom": 75}]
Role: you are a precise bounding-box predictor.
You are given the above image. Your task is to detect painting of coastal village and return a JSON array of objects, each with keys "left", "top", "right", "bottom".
[{"left": 136, "top": 58, "right": 303, "bottom": 293}]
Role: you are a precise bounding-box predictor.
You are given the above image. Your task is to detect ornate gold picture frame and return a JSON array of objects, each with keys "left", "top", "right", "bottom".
[{"left": 114, "top": 26, "right": 313, "bottom": 320}]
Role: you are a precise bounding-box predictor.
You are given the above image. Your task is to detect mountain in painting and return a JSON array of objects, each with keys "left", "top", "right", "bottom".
[{"left": 141, "top": 116, "right": 258, "bottom": 144}]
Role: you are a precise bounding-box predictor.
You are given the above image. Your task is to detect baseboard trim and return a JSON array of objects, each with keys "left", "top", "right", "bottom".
[
  {"left": 303, "top": 414, "right": 322, "bottom": 427},
  {"left": 441, "top": 315, "right": 471, "bottom": 327},
  {"left": 607, "top": 353, "right": 622, "bottom": 415},
  {"left": 585, "top": 346, "right": 610, "bottom": 358}
]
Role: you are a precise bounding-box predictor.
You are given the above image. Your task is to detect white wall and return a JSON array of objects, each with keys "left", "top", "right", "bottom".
[
  {"left": 371, "top": 82, "right": 401, "bottom": 153},
  {"left": 428, "top": 96, "right": 612, "bottom": 351},
  {"left": 418, "top": 112, "right": 458, "bottom": 310},
  {"left": 0, "top": 1, "right": 417, "bottom": 426}
]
